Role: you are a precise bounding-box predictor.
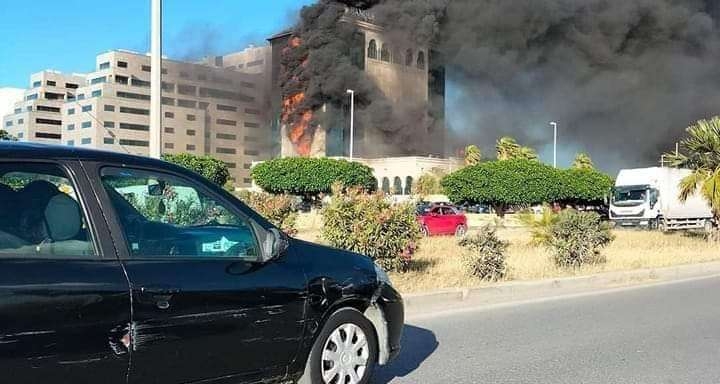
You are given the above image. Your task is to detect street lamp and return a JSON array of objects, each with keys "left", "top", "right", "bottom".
[
  {"left": 346, "top": 89, "right": 355, "bottom": 160},
  {"left": 550, "top": 121, "right": 558, "bottom": 168}
]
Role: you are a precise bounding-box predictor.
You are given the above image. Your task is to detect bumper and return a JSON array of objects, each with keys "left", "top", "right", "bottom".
[
  {"left": 611, "top": 218, "right": 650, "bottom": 227},
  {"left": 365, "top": 283, "right": 404, "bottom": 365}
]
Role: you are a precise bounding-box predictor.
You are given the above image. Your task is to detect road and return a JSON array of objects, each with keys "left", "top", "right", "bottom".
[{"left": 373, "top": 276, "right": 720, "bottom": 384}]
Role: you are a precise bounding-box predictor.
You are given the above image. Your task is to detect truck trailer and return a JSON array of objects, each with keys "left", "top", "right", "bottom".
[{"left": 609, "top": 167, "right": 713, "bottom": 231}]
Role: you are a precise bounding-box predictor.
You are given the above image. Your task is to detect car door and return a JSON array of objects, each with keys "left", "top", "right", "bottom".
[
  {"left": 0, "top": 160, "right": 130, "bottom": 384},
  {"left": 423, "top": 207, "right": 444, "bottom": 235},
  {"left": 92, "top": 164, "right": 307, "bottom": 384}
]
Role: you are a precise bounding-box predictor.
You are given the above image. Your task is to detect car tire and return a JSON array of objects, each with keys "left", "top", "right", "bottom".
[
  {"left": 298, "top": 308, "right": 378, "bottom": 384},
  {"left": 454, "top": 224, "right": 467, "bottom": 238},
  {"left": 420, "top": 225, "right": 430, "bottom": 237}
]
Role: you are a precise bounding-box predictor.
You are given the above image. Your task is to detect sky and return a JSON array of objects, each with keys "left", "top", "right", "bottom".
[{"left": 0, "top": 0, "right": 315, "bottom": 88}]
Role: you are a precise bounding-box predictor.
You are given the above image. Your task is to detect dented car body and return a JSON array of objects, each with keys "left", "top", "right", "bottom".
[{"left": 0, "top": 142, "right": 403, "bottom": 384}]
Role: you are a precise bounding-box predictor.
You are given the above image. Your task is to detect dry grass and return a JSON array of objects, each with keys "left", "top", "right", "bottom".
[{"left": 292, "top": 213, "right": 720, "bottom": 294}]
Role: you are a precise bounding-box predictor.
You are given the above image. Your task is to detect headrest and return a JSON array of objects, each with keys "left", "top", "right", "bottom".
[
  {"left": 44, "top": 194, "right": 82, "bottom": 241},
  {"left": 20, "top": 180, "right": 59, "bottom": 204}
]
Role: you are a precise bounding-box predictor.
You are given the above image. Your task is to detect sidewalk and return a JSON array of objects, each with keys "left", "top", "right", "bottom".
[{"left": 403, "top": 260, "right": 720, "bottom": 317}]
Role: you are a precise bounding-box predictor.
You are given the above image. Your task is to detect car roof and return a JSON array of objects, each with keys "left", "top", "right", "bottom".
[{"left": 0, "top": 141, "right": 170, "bottom": 168}]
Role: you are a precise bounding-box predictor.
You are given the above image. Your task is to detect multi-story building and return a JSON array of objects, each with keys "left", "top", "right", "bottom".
[
  {"left": 61, "top": 49, "right": 272, "bottom": 186},
  {"left": 2, "top": 71, "right": 86, "bottom": 143}
]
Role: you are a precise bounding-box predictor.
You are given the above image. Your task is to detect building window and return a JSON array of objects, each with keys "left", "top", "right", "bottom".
[
  {"left": 216, "top": 119, "right": 237, "bottom": 126},
  {"left": 216, "top": 147, "right": 236, "bottom": 154},
  {"left": 66, "top": 83, "right": 79, "bottom": 89},
  {"left": 368, "top": 39, "right": 378, "bottom": 59},
  {"left": 161, "top": 82, "right": 175, "bottom": 92},
  {"left": 99, "top": 62, "right": 110, "bottom": 70},
  {"left": 81, "top": 121, "right": 92, "bottom": 129},
  {"left": 104, "top": 121, "right": 115, "bottom": 128},
  {"left": 164, "top": 127, "right": 175, "bottom": 133},
  {"left": 243, "top": 178, "right": 252, "bottom": 185},
  {"left": 36, "top": 118, "right": 62, "bottom": 126},
  {"left": 67, "top": 140, "right": 75, "bottom": 146},
  {"left": 243, "top": 149, "right": 259, "bottom": 156},
  {"left": 243, "top": 136, "right": 258, "bottom": 142},
  {"left": 186, "top": 129, "right": 196, "bottom": 136},
  {"left": 392, "top": 47, "right": 402, "bottom": 64},
  {"left": 243, "top": 163, "right": 252, "bottom": 170},
  {"left": 164, "top": 142, "right": 174, "bottom": 149},
  {"left": 225, "top": 162, "right": 236, "bottom": 169},
  {"left": 17, "top": 132, "right": 23, "bottom": 139},
  {"left": 164, "top": 111, "right": 174, "bottom": 118},
  {"left": 405, "top": 49, "right": 413, "bottom": 66},
  {"left": 81, "top": 138, "right": 92, "bottom": 145},
  {"left": 131, "top": 78, "right": 151, "bottom": 88},
  {"left": 119, "top": 106, "right": 150, "bottom": 115},
  {"left": 26, "top": 94, "right": 38, "bottom": 101},
  {"left": 141, "top": 65, "right": 151, "bottom": 72},
  {"left": 68, "top": 108, "right": 75, "bottom": 115},
  {"left": 119, "top": 139, "right": 149, "bottom": 147},
  {"left": 244, "top": 122, "right": 260, "bottom": 128},
  {"left": 82, "top": 105, "right": 92, "bottom": 112},
  {"left": 179, "top": 71, "right": 190, "bottom": 79},
  {"left": 37, "top": 105, "right": 61, "bottom": 113},
  {"left": 240, "top": 81, "right": 255, "bottom": 89},
  {"left": 162, "top": 97, "right": 175, "bottom": 106},
  {"left": 66, "top": 124, "right": 75, "bottom": 131},
  {"left": 217, "top": 104, "right": 237, "bottom": 112},
  {"left": 186, "top": 114, "right": 196, "bottom": 121},
  {"left": 417, "top": 51, "right": 426, "bottom": 70},
  {"left": 405, "top": 176, "right": 414, "bottom": 195},
  {"left": 244, "top": 108, "right": 260, "bottom": 115},
  {"left": 381, "top": 43, "right": 391, "bottom": 62},
  {"left": 92, "top": 90, "right": 102, "bottom": 98},
  {"left": 117, "top": 61, "right": 128, "bottom": 68},
  {"left": 186, "top": 144, "right": 196, "bottom": 151},
  {"left": 91, "top": 76, "right": 107, "bottom": 84},
  {"left": 104, "top": 104, "right": 115, "bottom": 112},
  {"left": 117, "top": 91, "right": 150, "bottom": 101},
  {"left": 75, "top": 93, "right": 84, "bottom": 101},
  {"left": 119, "top": 123, "right": 149, "bottom": 131},
  {"left": 13, "top": 108, "right": 21, "bottom": 114},
  {"left": 199, "top": 102, "right": 210, "bottom": 109},
  {"left": 161, "top": 68, "right": 168, "bottom": 75},
  {"left": 36, "top": 132, "right": 62, "bottom": 140},
  {"left": 177, "top": 99, "right": 196, "bottom": 108},
  {"left": 198, "top": 87, "right": 254, "bottom": 102},
  {"left": 32, "top": 81, "right": 41, "bottom": 88},
  {"left": 177, "top": 84, "right": 197, "bottom": 96},
  {"left": 104, "top": 138, "right": 115, "bottom": 145},
  {"left": 46, "top": 80, "right": 56, "bottom": 86},
  {"left": 116, "top": 75, "right": 129, "bottom": 85},
  {"left": 4, "top": 121, "right": 11, "bottom": 127},
  {"left": 17, "top": 118, "right": 23, "bottom": 124},
  {"left": 216, "top": 133, "right": 236, "bottom": 140}
]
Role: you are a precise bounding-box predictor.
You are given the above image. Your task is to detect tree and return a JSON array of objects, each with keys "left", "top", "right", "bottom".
[
  {"left": 557, "top": 168, "right": 614, "bottom": 206},
  {"left": 464, "top": 144, "right": 482, "bottom": 166},
  {"left": 251, "top": 157, "right": 376, "bottom": 197},
  {"left": 162, "top": 153, "right": 231, "bottom": 186},
  {"left": 441, "top": 159, "right": 562, "bottom": 217},
  {"left": 572, "top": 153, "right": 595, "bottom": 170},
  {"left": 0, "top": 130, "right": 17, "bottom": 141},
  {"left": 496, "top": 136, "right": 538, "bottom": 161},
  {"left": 665, "top": 116, "right": 720, "bottom": 223},
  {"left": 414, "top": 168, "right": 446, "bottom": 198}
]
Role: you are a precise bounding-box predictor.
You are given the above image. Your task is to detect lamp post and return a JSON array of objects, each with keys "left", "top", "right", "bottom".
[
  {"left": 550, "top": 121, "right": 558, "bottom": 168},
  {"left": 346, "top": 89, "right": 355, "bottom": 160},
  {"left": 149, "top": 0, "right": 162, "bottom": 159}
]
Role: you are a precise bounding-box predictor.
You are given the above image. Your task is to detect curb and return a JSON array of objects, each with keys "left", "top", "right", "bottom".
[{"left": 403, "top": 260, "right": 720, "bottom": 316}]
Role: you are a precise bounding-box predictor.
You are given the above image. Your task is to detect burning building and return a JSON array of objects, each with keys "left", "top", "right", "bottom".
[{"left": 268, "top": 3, "right": 446, "bottom": 159}]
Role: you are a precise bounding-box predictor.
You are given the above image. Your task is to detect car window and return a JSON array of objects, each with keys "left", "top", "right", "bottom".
[
  {"left": 100, "top": 167, "right": 260, "bottom": 260},
  {"left": 0, "top": 162, "right": 96, "bottom": 258}
]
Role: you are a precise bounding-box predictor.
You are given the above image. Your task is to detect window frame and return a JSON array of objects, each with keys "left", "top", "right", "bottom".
[
  {"left": 0, "top": 159, "right": 107, "bottom": 260},
  {"left": 95, "top": 164, "right": 266, "bottom": 262}
]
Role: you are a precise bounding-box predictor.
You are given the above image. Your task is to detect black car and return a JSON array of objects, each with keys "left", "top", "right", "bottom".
[{"left": 0, "top": 142, "right": 403, "bottom": 384}]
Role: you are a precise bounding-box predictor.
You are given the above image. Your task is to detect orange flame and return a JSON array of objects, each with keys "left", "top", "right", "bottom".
[{"left": 282, "top": 92, "right": 314, "bottom": 156}]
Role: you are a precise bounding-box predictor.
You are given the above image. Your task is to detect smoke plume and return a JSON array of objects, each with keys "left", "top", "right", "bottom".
[{"left": 289, "top": 0, "right": 720, "bottom": 171}]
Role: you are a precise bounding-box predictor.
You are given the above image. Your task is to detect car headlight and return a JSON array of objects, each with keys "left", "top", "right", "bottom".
[{"left": 375, "top": 263, "right": 392, "bottom": 286}]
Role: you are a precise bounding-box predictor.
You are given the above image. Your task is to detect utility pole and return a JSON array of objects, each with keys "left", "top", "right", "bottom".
[
  {"left": 550, "top": 121, "right": 558, "bottom": 168},
  {"left": 149, "top": 0, "right": 162, "bottom": 159},
  {"left": 346, "top": 89, "right": 355, "bottom": 160}
]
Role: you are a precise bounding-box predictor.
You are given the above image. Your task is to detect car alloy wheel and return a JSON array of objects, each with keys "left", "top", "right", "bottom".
[
  {"left": 455, "top": 224, "right": 467, "bottom": 237},
  {"left": 421, "top": 226, "right": 430, "bottom": 237},
  {"left": 321, "top": 323, "right": 370, "bottom": 384}
]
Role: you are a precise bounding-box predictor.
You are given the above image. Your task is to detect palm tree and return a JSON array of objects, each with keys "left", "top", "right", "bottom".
[
  {"left": 573, "top": 153, "right": 595, "bottom": 170},
  {"left": 496, "top": 137, "right": 521, "bottom": 160},
  {"left": 464, "top": 144, "right": 482, "bottom": 166},
  {"left": 666, "top": 116, "right": 720, "bottom": 224},
  {"left": 519, "top": 146, "right": 538, "bottom": 161}
]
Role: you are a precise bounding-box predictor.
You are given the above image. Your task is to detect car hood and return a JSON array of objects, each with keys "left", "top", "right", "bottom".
[{"left": 289, "top": 238, "right": 377, "bottom": 290}]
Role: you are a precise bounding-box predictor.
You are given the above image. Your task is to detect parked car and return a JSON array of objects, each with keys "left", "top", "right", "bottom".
[
  {"left": 458, "top": 202, "right": 491, "bottom": 214},
  {"left": 417, "top": 204, "right": 468, "bottom": 237},
  {"left": 0, "top": 142, "right": 403, "bottom": 384}
]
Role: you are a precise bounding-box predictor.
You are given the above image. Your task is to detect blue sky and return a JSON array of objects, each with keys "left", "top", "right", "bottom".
[{"left": 0, "top": 0, "right": 315, "bottom": 88}]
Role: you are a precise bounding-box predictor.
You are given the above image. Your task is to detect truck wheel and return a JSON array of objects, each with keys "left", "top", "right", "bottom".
[
  {"left": 658, "top": 218, "right": 668, "bottom": 233},
  {"left": 648, "top": 219, "right": 659, "bottom": 231},
  {"left": 704, "top": 219, "right": 714, "bottom": 234}
]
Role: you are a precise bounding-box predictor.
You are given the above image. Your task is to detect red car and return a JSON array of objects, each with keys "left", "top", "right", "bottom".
[{"left": 417, "top": 204, "right": 468, "bottom": 237}]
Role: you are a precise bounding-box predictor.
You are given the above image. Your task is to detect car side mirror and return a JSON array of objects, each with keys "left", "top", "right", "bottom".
[
  {"left": 148, "top": 182, "right": 165, "bottom": 196},
  {"left": 261, "top": 228, "right": 289, "bottom": 262}
]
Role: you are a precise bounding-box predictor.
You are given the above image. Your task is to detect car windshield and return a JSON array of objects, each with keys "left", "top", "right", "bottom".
[{"left": 612, "top": 187, "right": 648, "bottom": 205}]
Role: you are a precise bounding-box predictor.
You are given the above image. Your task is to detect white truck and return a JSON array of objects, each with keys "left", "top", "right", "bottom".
[{"left": 609, "top": 167, "right": 713, "bottom": 231}]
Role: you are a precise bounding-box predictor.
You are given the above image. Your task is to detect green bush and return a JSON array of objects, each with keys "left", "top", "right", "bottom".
[
  {"left": 458, "top": 225, "right": 508, "bottom": 281},
  {"left": 557, "top": 168, "right": 614, "bottom": 206},
  {"left": 518, "top": 206, "right": 559, "bottom": 245},
  {"left": 162, "top": 153, "right": 231, "bottom": 186},
  {"left": 235, "top": 191, "right": 298, "bottom": 236},
  {"left": 321, "top": 186, "right": 421, "bottom": 272},
  {"left": 549, "top": 209, "right": 614, "bottom": 268},
  {"left": 251, "top": 157, "right": 377, "bottom": 197}
]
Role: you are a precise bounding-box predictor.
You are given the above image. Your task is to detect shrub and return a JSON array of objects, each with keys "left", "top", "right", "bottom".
[
  {"left": 162, "top": 153, "right": 231, "bottom": 186},
  {"left": 235, "top": 191, "right": 298, "bottom": 236},
  {"left": 518, "top": 206, "right": 559, "bottom": 245},
  {"left": 321, "top": 186, "right": 421, "bottom": 272},
  {"left": 458, "top": 225, "right": 508, "bottom": 281},
  {"left": 251, "top": 157, "right": 376, "bottom": 198},
  {"left": 557, "top": 168, "right": 614, "bottom": 206},
  {"left": 549, "top": 209, "right": 614, "bottom": 268}
]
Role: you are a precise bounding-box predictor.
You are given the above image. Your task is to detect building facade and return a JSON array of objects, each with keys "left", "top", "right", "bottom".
[{"left": 2, "top": 71, "right": 86, "bottom": 143}]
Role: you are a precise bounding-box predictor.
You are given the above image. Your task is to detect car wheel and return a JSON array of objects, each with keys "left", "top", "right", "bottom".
[
  {"left": 704, "top": 219, "right": 714, "bottom": 234},
  {"left": 454, "top": 224, "right": 467, "bottom": 237},
  {"left": 299, "top": 308, "right": 378, "bottom": 384},
  {"left": 420, "top": 225, "right": 430, "bottom": 237}
]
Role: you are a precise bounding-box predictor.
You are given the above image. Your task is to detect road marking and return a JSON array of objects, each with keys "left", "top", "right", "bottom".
[{"left": 407, "top": 273, "right": 720, "bottom": 321}]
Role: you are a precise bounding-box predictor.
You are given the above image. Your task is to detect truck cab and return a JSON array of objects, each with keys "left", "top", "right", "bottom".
[{"left": 610, "top": 184, "right": 658, "bottom": 228}]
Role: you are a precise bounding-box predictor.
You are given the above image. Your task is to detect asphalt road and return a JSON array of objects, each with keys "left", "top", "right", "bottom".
[{"left": 373, "top": 276, "right": 720, "bottom": 384}]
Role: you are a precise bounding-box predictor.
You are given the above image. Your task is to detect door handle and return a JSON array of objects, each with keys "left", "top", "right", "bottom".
[{"left": 139, "top": 286, "right": 180, "bottom": 310}]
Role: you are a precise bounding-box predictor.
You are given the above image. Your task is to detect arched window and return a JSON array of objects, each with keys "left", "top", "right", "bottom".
[
  {"left": 392, "top": 47, "right": 402, "bottom": 64},
  {"left": 393, "top": 176, "right": 403, "bottom": 195},
  {"left": 405, "top": 49, "right": 413, "bottom": 67},
  {"left": 404, "top": 176, "right": 413, "bottom": 195},
  {"left": 417, "top": 51, "right": 426, "bottom": 69},
  {"left": 380, "top": 43, "right": 390, "bottom": 62},
  {"left": 381, "top": 177, "right": 390, "bottom": 194},
  {"left": 367, "top": 40, "right": 377, "bottom": 59}
]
